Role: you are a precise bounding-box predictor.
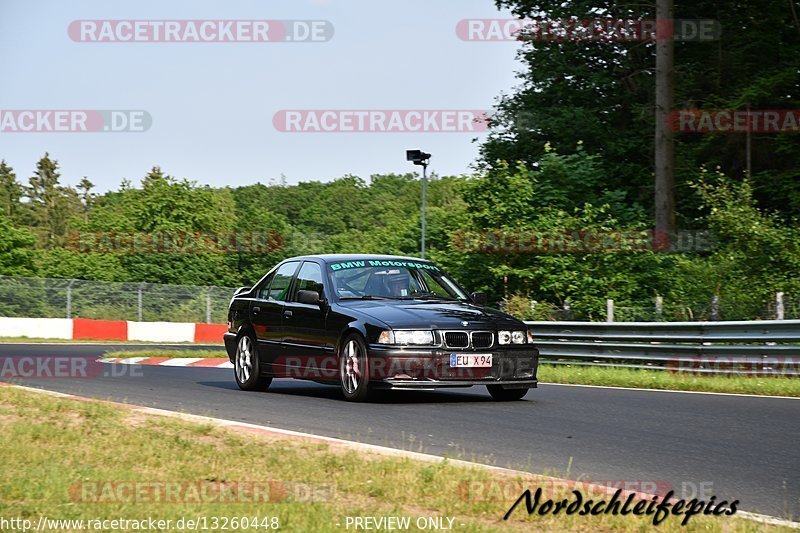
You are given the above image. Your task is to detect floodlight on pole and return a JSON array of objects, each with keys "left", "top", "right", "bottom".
[{"left": 406, "top": 150, "right": 431, "bottom": 259}]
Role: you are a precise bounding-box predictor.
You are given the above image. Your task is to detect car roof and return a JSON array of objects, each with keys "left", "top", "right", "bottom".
[{"left": 286, "top": 254, "right": 433, "bottom": 263}]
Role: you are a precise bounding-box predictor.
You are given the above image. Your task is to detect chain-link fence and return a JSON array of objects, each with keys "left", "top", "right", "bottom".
[
  {"left": 505, "top": 294, "right": 797, "bottom": 322},
  {"left": 0, "top": 276, "right": 236, "bottom": 323},
  {"left": 1, "top": 275, "right": 797, "bottom": 324}
]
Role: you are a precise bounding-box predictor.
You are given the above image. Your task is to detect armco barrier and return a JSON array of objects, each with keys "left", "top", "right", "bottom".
[
  {"left": 526, "top": 320, "right": 800, "bottom": 375},
  {"left": 0, "top": 317, "right": 226, "bottom": 343}
]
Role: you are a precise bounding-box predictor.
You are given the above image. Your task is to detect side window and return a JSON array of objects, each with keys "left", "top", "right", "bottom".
[
  {"left": 266, "top": 262, "right": 299, "bottom": 302},
  {"left": 416, "top": 269, "right": 451, "bottom": 298},
  {"left": 256, "top": 272, "right": 275, "bottom": 300},
  {"left": 293, "top": 262, "right": 324, "bottom": 301}
]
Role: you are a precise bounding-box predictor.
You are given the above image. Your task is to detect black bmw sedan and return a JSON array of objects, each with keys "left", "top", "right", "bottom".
[{"left": 224, "top": 254, "right": 538, "bottom": 402}]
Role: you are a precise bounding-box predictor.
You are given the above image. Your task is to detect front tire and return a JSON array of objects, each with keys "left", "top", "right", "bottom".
[
  {"left": 487, "top": 385, "right": 529, "bottom": 401},
  {"left": 339, "top": 334, "right": 371, "bottom": 402},
  {"left": 235, "top": 333, "right": 272, "bottom": 391}
]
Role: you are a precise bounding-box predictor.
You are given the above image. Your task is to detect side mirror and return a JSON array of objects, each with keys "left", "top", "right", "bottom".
[
  {"left": 297, "top": 289, "right": 322, "bottom": 306},
  {"left": 471, "top": 291, "right": 488, "bottom": 305},
  {"left": 234, "top": 286, "right": 250, "bottom": 297}
]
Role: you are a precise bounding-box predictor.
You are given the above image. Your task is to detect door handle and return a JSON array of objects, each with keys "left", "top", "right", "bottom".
[
  {"left": 284, "top": 310, "right": 293, "bottom": 318},
  {"left": 252, "top": 306, "right": 261, "bottom": 313}
]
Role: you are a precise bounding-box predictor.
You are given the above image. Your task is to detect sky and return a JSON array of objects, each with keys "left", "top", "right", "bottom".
[{"left": 0, "top": 0, "right": 524, "bottom": 192}]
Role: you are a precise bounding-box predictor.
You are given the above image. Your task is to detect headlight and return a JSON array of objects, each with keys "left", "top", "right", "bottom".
[
  {"left": 499, "top": 330, "right": 527, "bottom": 344},
  {"left": 377, "top": 330, "right": 434, "bottom": 345},
  {"left": 527, "top": 330, "right": 535, "bottom": 344}
]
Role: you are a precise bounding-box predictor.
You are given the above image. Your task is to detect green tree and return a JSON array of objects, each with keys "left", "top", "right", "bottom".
[
  {"left": 666, "top": 170, "right": 800, "bottom": 319},
  {"left": 485, "top": 0, "right": 800, "bottom": 223},
  {"left": 107, "top": 168, "right": 239, "bottom": 286},
  {"left": 76, "top": 176, "right": 95, "bottom": 223},
  {"left": 462, "top": 148, "right": 673, "bottom": 315},
  {"left": 0, "top": 160, "right": 22, "bottom": 219},
  {"left": 24, "top": 153, "right": 80, "bottom": 248},
  {"left": 0, "top": 215, "right": 37, "bottom": 276}
]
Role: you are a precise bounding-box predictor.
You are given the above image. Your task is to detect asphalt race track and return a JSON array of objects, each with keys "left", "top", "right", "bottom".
[{"left": 1, "top": 343, "right": 798, "bottom": 520}]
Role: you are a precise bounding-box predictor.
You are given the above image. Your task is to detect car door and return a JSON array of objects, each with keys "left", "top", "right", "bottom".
[
  {"left": 282, "top": 260, "right": 336, "bottom": 379},
  {"left": 251, "top": 261, "right": 300, "bottom": 372}
]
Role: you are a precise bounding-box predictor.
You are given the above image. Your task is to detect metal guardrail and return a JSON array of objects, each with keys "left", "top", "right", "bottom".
[{"left": 526, "top": 320, "right": 800, "bottom": 375}]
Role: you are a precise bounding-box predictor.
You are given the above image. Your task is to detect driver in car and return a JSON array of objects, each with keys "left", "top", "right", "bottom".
[{"left": 385, "top": 271, "right": 411, "bottom": 297}]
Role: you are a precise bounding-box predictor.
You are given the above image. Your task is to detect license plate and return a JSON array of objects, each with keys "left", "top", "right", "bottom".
[{"left": 449, "top": 353, "right": 492, "bottom": 368}]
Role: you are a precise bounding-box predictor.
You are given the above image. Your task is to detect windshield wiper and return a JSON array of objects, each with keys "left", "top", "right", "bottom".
[{"left": 339, "top": 295, "right": 393, "bottom": 300}]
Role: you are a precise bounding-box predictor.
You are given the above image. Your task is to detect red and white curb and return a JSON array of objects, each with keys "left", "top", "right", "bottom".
[
  {"left": 1, "top": 382, "right": 796, "bottom": 530},
  {"left": 101, "top": 357, "right": 232, "bottom": 368}
]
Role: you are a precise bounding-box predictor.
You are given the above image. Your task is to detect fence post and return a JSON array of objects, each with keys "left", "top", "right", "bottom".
[
  {"left": 563, "top": 299, "right": 572, "bottom": 320},
  {"left": 655, "top": 296, "right": 663, "bottom": 321},
  {"left": 66, "top": 279, "right": 76, "bottom": 319},
  {"left": 710, "top": 295, "right": 720, "bottom": 321},
  {"left": 776, "top": 292, "right": 785, "bottom": 320},
  {"left": 606, "top": 299, "right": 614, "bottom": 322},
  {"left": 206, "top": 289, "right": 212, "bottom": 324},
  {"left": 137, "top": 283, "right": 144, "bottom": 322}
]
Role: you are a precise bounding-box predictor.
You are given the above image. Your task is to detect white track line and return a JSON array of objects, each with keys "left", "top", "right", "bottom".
[
  {"left": 3, "top": 382, "right": 798, "bottom": 529},
  {"left": 541, "top": 382, "right": 800, "bottom": 400}
]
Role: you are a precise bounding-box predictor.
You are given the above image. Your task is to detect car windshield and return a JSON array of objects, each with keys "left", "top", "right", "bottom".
[{"left": 327, "top": 260, "right": 468, "bottom": 301}]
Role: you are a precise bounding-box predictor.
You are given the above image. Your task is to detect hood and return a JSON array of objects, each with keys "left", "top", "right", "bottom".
[{"left": 338, "top": 299, "right": 525, "bottom": 330}]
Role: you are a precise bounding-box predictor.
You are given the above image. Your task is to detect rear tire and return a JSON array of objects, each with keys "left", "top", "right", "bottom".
[
  {"left": 339, "top": 334, "right": 371, "bottom": 402},
  {"left": 235, "top": 333, "right": 272, "bottom": 391},
  {"left": 486, "top": 385, "right": 529, "bottom": 401}
]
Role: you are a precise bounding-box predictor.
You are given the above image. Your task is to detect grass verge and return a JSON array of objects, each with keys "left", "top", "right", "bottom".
[
  {"left": 0, "top": 386, "right": 787, "bottom": 532},
  {"left": 541, "top": 364, "right": 800, "bottom": 397},
  {"left": 103, "top": 349, "right": 226, "bottom": 359}
]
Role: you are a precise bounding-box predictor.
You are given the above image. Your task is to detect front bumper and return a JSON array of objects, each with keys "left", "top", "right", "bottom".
[{"left": 366, "top": 344, "right": 538, "bottom": 390}]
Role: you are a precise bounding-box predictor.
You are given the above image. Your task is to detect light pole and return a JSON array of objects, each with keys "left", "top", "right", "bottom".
[{"left": 406, "top": 150, "right": 431, "bottom": 259}]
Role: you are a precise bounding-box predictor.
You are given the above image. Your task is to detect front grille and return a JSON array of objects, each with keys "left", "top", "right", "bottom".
[
  {"left": 471, "top": 331, "right": 493, "bottom": 349},
  {"left": 444, "top": 331, "right": 469, "bottom": 348}
]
